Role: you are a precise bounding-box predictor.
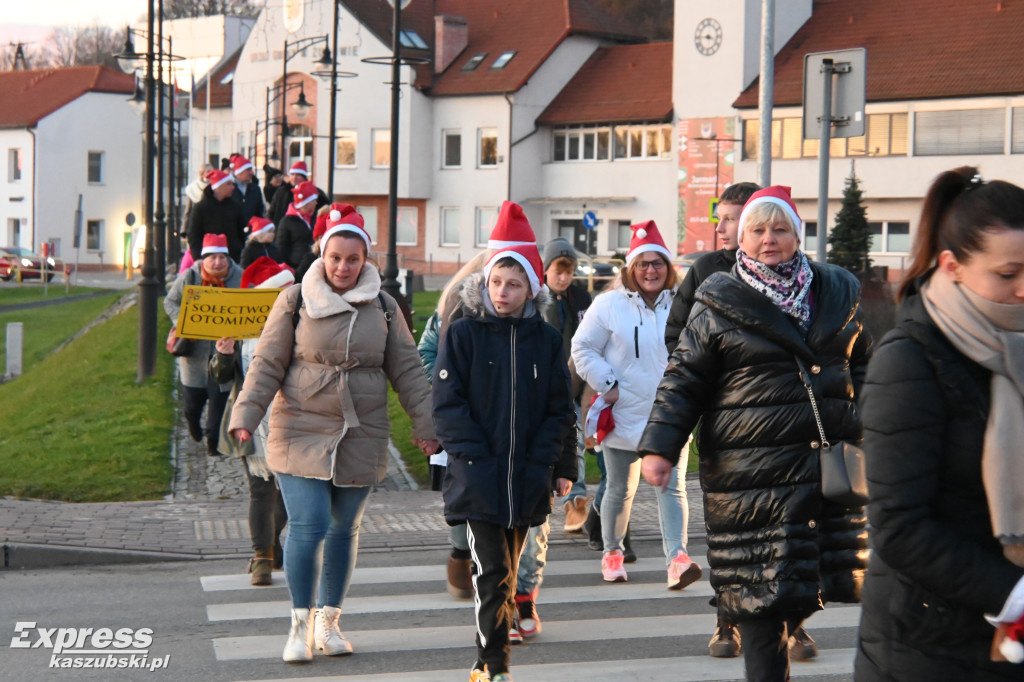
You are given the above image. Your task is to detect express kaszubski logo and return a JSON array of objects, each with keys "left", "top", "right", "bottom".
[{"left": 10, "top": 622, "right": 170, "bottom": 671}]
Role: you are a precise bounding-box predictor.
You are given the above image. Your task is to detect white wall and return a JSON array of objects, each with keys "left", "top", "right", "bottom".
[
  {"left": 0, "top": 129, "right": 34, "bottom": 249},
  {"left": 34, "top": 93, "right": 143, "bottom": 267}
]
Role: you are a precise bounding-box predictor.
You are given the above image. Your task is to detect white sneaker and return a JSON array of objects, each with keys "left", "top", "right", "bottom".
[
  {"left": 314, "top": 605, "right": 353, "bottom": 656},
  {"left": 282, "top": 608, "right": 314, "bottom": 663}
]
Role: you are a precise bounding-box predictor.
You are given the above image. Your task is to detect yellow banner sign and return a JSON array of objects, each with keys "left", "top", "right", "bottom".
[{"left": 175, "top": 286, "right": 283, "bottom": 340}]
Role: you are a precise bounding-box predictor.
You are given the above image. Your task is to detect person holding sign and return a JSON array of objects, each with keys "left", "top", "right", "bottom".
[
  {"left": 229, "top": 206, "right": 438, "bottom": 664},
  {"left": 164, "top": 233, "right": 243, "bottom": 456}
]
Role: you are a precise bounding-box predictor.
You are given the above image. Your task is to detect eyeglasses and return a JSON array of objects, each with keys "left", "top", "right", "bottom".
[{"left": 634, "top": 259, "right": 666, "bottom": 272}]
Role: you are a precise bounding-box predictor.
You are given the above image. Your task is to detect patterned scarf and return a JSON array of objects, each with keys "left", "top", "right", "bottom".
[
  {"left": 200, "top": 262, "right": 226, "bottom": 288},
  {"left": 736, "top": 249, "right": 814, "bottom": 331}
]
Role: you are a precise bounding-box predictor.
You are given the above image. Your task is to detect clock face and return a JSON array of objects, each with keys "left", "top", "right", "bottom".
[{"left": 695, "top": 18, "right": 723, "bottom": 56}]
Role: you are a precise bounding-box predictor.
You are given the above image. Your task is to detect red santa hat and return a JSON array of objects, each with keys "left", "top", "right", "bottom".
[
  {"left": 487, "top": 201, "right": 536, "bottom": 250},
  {"left": 483, "top": 243, "right": 544, "bottom": 297},
  {"left": 288, "top": 160, "right": 309, "bottom": 177},
  {"left": 625, "top": 220, "right": 672, "bottom": 265},
  {"left": 246, "top": 217, "right": 274, "bottom": 236},
  {"left": 204, "top": 169, "right": 232, "bottom": 190},
  {"left": 738, "top": 185, "right": 802, "bottom": 240},
  {"left": 291, "top": 181, "right": 318, "bottom": 209},
  {"left": 231, "top": 155, "right": 254, "bottom": 176},
  {"left": 241, "top": 256, "right": 294, "bottom": 289},
  {"left": 319, "top": 204, "right": 370, "bottom": 253},
  {"left": 200, "top": 233, "right": 229, "bottom": 257},
  {"left": 312, "top": 212, "right": 331, "bottom": 243}
]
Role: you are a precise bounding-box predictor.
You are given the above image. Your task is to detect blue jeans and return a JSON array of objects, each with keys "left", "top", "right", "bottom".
[
  {"left": 277, "top": 474, "right": 371, "bottom": 610},
  {"left": 600, "top": 445, "right": 688, "bottom": 564},
  {"left": 565, "top": 404, "right": 588, "bottom": 502},
  {"left": 451, "top": 521, "right": 549, "bottom": 594}
]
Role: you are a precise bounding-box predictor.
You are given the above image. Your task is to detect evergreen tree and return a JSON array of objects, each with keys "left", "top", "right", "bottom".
[{"left": 828, "top": 166, "right": 872, "bottom": 273}]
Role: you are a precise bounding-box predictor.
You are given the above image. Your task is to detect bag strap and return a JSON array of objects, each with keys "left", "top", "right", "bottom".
[
  {"left": 795, "top": 357, "right": 830, "bottom": 449},
  {"left": 292, "top": 288, "right": 303, "bottom": 329},
  {"left": 377, "top": 291, "right": 393, "bottom": 333}
]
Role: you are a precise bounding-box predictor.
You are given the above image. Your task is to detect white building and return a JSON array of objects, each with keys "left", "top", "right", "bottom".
[
  {"left": 673, "top": 0, "right": 1024, "bottom": 276},
  {"left": 0, "top": 66, "right": 139, "bottom": 269}
]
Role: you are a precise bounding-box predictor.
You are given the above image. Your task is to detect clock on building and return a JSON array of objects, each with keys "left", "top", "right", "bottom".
[{"left": 695, "top": 18, "right": 723, "bottom": 56}]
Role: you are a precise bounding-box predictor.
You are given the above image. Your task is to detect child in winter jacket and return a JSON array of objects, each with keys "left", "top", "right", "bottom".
[{"left": 432, "top": 233, "right": 576, "bottom": 682}]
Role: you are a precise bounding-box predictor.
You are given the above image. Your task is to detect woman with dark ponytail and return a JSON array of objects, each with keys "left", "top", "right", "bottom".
[{"left": 855, "top": 166, "right": 1024, "bottom": 680}]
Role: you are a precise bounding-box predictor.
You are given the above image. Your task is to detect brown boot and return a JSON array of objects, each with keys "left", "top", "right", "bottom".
[
  {"left": 248, "top": 556, "right": 273, "bottom": 586},
  {"left": 446, "top": 551, "right": 474, "bottom": 600}
]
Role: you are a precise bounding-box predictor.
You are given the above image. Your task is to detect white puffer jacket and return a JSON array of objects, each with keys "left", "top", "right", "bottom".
[{"left": 571, "top": 282, "right": 674, "bottom": 451}]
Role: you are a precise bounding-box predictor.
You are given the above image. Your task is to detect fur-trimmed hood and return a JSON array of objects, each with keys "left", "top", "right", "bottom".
[
  {"left": 456, "top": 271, "right": 552, "bottom": 320},
  {"left": 301, "top": 260, "right": 382, "bottom": 319}
]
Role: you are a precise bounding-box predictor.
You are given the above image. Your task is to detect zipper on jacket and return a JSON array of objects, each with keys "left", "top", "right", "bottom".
[
  {"left": 533, "top": 363, "right": 537, "bottom": 379},
  {"left": 634, "top": 326, "right": 640, "bottom": 358},
  {"left": 507, "top": 324, "right": 516, "bottom": 528}
]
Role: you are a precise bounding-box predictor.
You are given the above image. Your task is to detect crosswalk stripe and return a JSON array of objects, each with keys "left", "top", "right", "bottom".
[
  {"left": 199, "top": 556, "right": 706, "bottom": 592},
  {"left": 212, "top": 608, "right": 860, "bottom": 661},
  {"left": 236, "top": 648, "right": 858, "bottom": 681},
  {"left": 207, "top": 579, "right": 720, "bottom": 622}
]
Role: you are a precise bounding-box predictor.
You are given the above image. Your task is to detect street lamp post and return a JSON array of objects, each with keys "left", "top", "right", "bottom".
[{"left": 279, "top": 36, "right": 331, "bottom": 169}]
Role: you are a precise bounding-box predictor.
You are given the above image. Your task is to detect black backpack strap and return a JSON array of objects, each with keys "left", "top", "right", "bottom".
[
  {"left": 377, "top": 292, "right": 393, "bottom": 332},
  {"left": 292, "top": 288, "right": 303, "bottom": 329}
]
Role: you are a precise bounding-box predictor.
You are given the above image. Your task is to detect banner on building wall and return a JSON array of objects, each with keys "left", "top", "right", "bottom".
[
  {"left": 284, "top": 0, "right": 304, "bottom": 33},
  {"left": 676, "top": 117, "right": 736, "bottom": 256}
]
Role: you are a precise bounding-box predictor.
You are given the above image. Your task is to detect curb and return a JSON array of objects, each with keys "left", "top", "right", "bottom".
[{"left": 2, "top": 543, "right": 198, "bottom": 570}]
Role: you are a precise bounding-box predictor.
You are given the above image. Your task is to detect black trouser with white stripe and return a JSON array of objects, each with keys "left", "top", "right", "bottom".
[{"left": 466, "top": 521, "right": 529, "bottom": 675}]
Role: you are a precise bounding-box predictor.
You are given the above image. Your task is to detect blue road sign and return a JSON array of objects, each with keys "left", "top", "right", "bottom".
[{"left": 583, "top": 211, "right": 597, "bottom": 230}]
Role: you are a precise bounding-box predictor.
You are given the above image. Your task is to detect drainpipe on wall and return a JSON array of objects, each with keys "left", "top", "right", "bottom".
[
  {"left": 504, "top": 92, "right": 514, "bottom": 201},
  {"left": 28, "top": 126, "right": 36, "bottom": 250}
]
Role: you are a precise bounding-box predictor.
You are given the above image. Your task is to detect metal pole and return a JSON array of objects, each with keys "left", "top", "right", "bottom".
[
  {"left": 816, "top": 59, "right": 834, "bottom": 264},
  {"left": 138, "top": 0, "right": 158, "bottom": 381},
  {"left": 327, "top": 0, "right": 340, "bottom": 198},
  {"left": 280, "top": 40, "right": 288, "bottom": 169},
  {"left": 168, "top": 44, "right": 179, "bottom": 270},
  {"left": 381, "top": 1, "right": 402, "bottom": 301},
  {"left": 757, "top": 0, "right": 775, "bottom": 187},
  {"left": 155, "top": 0, "right": 166, "bottom": 288}
]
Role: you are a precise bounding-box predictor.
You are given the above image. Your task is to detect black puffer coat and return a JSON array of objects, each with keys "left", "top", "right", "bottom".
[
  {"left": 186, "top": 186, "right": 246, "bottom": 261},
  {"left": 854, "top": 281, "right": 1024, "bottom": 682},
  {"left": 664, "top": 248, "right": 736, "bottom": 352},
  {"left": 638, "top": 261, "right": 872, "bottom": 621},
  {"left": 432, "top": 274, "right": 577, "bottom": 529}
]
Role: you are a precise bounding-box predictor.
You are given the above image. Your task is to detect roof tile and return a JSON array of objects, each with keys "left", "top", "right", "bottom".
[{"left": 0, "top": 66, "right": 135, "bottom": 129}]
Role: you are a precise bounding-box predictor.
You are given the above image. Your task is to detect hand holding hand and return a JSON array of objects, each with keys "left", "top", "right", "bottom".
[
  {"left": 215, "top": 337, "right": 236, "bottom": 354},
  {"left": 231, "top": 428, "right": 252, "bottom": 443},
  {"left": 554, "top": 477, "right": 572, "bottom": 497},
  {"left": 640, "top": 453, "right": 672, "bottom": 492},
  {"left": 416, "top": 438, "right": 441, "bottom": 456}
]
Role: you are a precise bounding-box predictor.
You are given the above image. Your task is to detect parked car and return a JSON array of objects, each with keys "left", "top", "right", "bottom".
[
  {"left": 0, "top": 246, "right": 57, "bottom": 281},
  {"left": 574, "top": 256, "right": 620, "bottom": 292},
  {"left": 672, "top": 250, "right": 711, "bottom": 280}
]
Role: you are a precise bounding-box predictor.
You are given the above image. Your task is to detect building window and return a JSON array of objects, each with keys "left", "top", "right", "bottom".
[
  {"left": 615, "top": 220, "right": 632, "bottom": 249},
  {"left": 357, "top": 206, "right": 378, "bottom": 243},
  {"left": 475, "top": 206, "right": 497, "bottom": 246},
  {"left": 399, "top": 30, "right": 428, "bottom": 49},
  {"left": 8, "top": 148, "right": 22, "bottom": 182},
  {"left": 372, "top": 129, "right": 391, "bottom": 168},
  {"left": 336, "top": 130, "right": 357, "bottom": 167},
  {"left": 478, "top": 128, "right": 498, "bottom": 167},
  {"left": 462, "top": 53, "right": 487, "bottom": 72},
  {"left": 915, "top": 109, "right": 1005, "bottom": 156},
  {"left": 86, "top": 220, "right": 103, "bottom": 250},
  {"left": 744, "top": 113, "right": 910, "bottom": 160},
  {"left": 1013, "top": 107, "right": 1024, "bottom": 153},
  {"left": 440, "top": 207, "right": 461, "bottom": 246},
  {"left": 610, "top": 124, "right": 672, "bottom": 160},
  {"left": 803, "top": 222, "right": 818, "bottom": 255},
  {"left": 396, "top": 206, "right": 418, "bottom": 245},
  {"left": 491, "top": 51, "right": 516, "bottom": 70},
  {"left": 442, "top": 130, "right": 461, "bottom": 168},
  {"left": 8, "top": 218, "right": 22, "bottom": 244},
  {"left": 87, "top": 152, "right": 104, "bottom": 184},
  {"left": 208, "top": 137, "right": 220, "bottom": 169},
  {"left": 867, "top": 221, "right": 911, "bottom": 254},
  {"left": 553, "top": 127, "right": 613, "bottom": 162}
]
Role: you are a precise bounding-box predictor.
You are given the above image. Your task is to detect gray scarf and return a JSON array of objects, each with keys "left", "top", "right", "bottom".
[{"left": 922, "top": 272, "right": 1024, "bottom": 545}]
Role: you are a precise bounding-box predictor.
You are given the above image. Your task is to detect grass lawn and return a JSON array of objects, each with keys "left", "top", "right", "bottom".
[
  {"left": 0, "top": 286, "right": 106, "bottom": 307},
  {"left": 1, "top": 292, "right": 124, "bottom": 372},
  {"left": 0, "top": 299, "right": 175, "bottom": 501}
]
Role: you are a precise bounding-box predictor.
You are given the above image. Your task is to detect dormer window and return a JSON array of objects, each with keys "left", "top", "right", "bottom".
[
  {"left": 399, "top": 30, "right": 428, "bottom": 50},
  {"left": 490, "top": 51, "right": 516, "bottom": 70},
  {"left": 219, "top": 71, "right": 234, "bottom": 85},
  {"left": 461, "top": 53, "right": 487, "bottom": 72}
]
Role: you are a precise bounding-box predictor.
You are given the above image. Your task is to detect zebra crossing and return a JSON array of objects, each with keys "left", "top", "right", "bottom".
[{"left": 198, "top": 540, "right": 860, "bottom": 681}]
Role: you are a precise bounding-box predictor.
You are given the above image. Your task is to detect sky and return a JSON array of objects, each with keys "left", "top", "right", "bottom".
[{"left": 2, "top": 1, "right": 149, "bottom": 49}]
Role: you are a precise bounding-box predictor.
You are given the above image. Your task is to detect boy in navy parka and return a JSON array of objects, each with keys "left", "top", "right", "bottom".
[{"left": 432, "top": 233, "right": 577, "bottom": 682}]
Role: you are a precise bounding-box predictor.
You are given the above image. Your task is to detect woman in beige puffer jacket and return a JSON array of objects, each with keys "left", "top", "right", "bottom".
[{"left": 229, "top": 206, "right": 437, "bottom": 663}]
